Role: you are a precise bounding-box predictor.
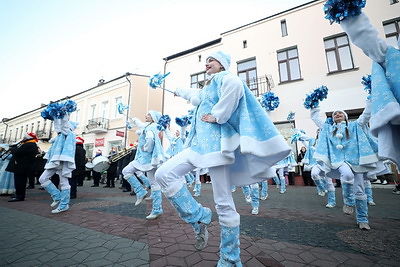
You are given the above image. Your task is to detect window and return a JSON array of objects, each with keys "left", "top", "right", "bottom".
[
  {"left": 281, "top": 20, "right": 288, "bottom": 37},
  {"left": 74, "top": 109, "right": 80, "bottom": 124},
  {"left": 243, "top": 40, "right": 247, "bottom": 49},
  {"left": 383, "top": 18, "right": 400, "bottom": 48},
  {"left": 20, "top": 126, "right": 23, "bottom": 138},
  {"left": 31, "top": 123, "right": 34, "bottom": 133},
  {"left": 90, "top": 104, "right": 96, "bottom": 119},
  {"left": 101, "top": 101, "right": 109, "bottom": 119},
  {"left": 324, "top": 34, "right": 355, "bottom": 73},
  {"left": 237, "top": 58, "right": 258, "bottom": 95},
  {"left": 198, "top": 55, "right": 201, "bottom": 62},
  {"left": 15, "top": 127, "right": 19, "bottom": 140},
  {"left": 190, "top": 72, "right": 206, "bottom": 88},
  {"left": 277, "top": 47, "right": 301, "bottom": 83},
  {"left": 36, "top": 121, "right": 40, "bottom": 132},
  {"left": 114, "top": 97, "right": 123, "bottom": 118},
  {"left": 390, "top": 0, "right": 399, "bottom": 4}
]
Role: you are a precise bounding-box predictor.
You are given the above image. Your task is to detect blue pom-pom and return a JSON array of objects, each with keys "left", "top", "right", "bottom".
[
  {"left": 149, "top": 72, "right": 170, "bottom": 89},
  {"left": 260, "top": 91, "right": 280, "bottom": 111},
  {"left": 175, "top": 115, "right": 192, "bottom": 127},
  {"left": 361, "top": 74, "right": 371, "bottom": 95},
  {"left": 41, "top": 100, "right": 77, "bottom": 120},
  {"left": 40, "top": 109, "right": 53, "bottom": 120},
  {"left": 117, "top": 102, "right": 129, "bottom": 115},
  {"left": 324, "top": 0, "right": 366, "bottom": 24},
  {"left": 64, "top": 100, "right": 77, "bottom": 114},
  {"left": 157, "top": 115, "right": 171, "bottom": 131},
  {"left": 303, "top": 86, "right": 329, "bottom": 109},
  {"left": 291, "top": 129, "right": 306, "bottom": 143},
  {"left": 287, "top": 111, "right": 295, "bottom": 121}
]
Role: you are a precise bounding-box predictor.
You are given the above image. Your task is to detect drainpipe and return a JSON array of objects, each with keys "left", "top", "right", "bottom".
[
  {"left": 162, "top": 58, "right": 169, "bottom": 115},
  {"left": 124, "top": 73, "right": 132, "bottom": 148}
]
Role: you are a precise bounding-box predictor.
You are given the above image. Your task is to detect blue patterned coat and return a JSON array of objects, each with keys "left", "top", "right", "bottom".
[
  {"left": 176, "top": 71, "right": 291, "bottom": 186},
  {"left": 44, "top": 117, "right": 76, "bottom": 178},
  {"left": 131, "top": 123, "right": 165, "bottom": 171},
  {"left": 341, "top": 12, "right": 400, "bottom": 167}
]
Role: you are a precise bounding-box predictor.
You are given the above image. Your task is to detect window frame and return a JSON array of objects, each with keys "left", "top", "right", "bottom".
[
  {"left": 237, "top": 58, "right": 258, "bottom": 95},
  {"left": 324, "top": 33, "right": 355, "bottom": 74},
  {"left": 383, "top": 17, "right": 400, "bottom": 48},
  {"left": 190, "top": 71, "right": 206, "bottom": 88},
  {"left": 280, "top": 19, "right": 288, "bottom": 37},
  {"left": 277, "top": 46, "right": 302, "bottom": 83}
]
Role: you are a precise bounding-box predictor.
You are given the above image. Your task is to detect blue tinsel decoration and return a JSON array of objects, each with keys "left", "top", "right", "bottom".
[
  {"left": 117, "top": 102, "right": 129, "bottom": 115},
  {"left": 291, "top": 129, "right": 306, "bottom": 144},
  {"left": 260, "top": 91, "right": 280, "bottom": 111},
  {"left": 157, "top": 115, "right": 171, "bottom": 131},
  {"left": 287, "top": 111, "right": 295, "bottom": 121},
  {"left": 175, "top": 115, "right": 192, "bottom": 127},
  {"left": 149, "top": 72, "right": 170, "bottom": 89},
  {"left": 303, "top": 86, "right": 329, "bottom": 109},
  {"left": 324, "top": 0, "right": 366, "bottom": 24},
  {"left": 64, "top": 100, "right": 77, "bottom": 114},
  {"left": 41, "top": 100, "right": 77, "bottom": 120},
  {"left": 361, "top": 74, "right": 371, "bottom": 95}
]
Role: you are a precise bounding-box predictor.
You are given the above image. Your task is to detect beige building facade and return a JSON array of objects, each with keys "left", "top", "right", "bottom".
[
  {"left": 0, "top": 73, "right": 163, "bottom": 157},
  {"left": 161, "top": 0, "right": 399, "bottom": 155}
]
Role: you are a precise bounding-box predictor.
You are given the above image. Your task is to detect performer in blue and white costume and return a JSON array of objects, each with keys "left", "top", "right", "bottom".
[
  {"left": 165, "top": 128, "right": 195, "bottom": 187},
  {"left": 122, "top": 111, "right": 165, "bottom": 220},
  {"left": 274, "top": 150, "right": 297, "bottom": 194},
  {"left": 39, "top": 100, "right": 77, "bottom": 214},
  {"left": 0, "top": 144, "right": 15, "bottom": 195},
  {"left": 156, "top": 51, "right": 290, "bottom": 266},
  {"left": 296, "top": 129, "right": 336, "bottom": 208},
  {"left": 311, "top": 97, "right": 379, "bottom": 230},
  {"left": 324, "top": 0, "right": 400, "bottom": 168}
]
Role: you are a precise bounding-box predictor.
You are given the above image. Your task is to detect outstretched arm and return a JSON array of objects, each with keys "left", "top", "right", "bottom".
[
  {"left": 310, "top": 108, "right": 325, "bottom": 129},
  {"left": 341, "top": 12, "right": 387, "bottom": 65},
  {"left": 357, "top": 98, "right": 372, "bottom": 126},
  {"left": 175, "top": 88, "right": 201, "bottom": 102},
  {"left": 130, "top": 117, "right": 147, "bottom": 129}
]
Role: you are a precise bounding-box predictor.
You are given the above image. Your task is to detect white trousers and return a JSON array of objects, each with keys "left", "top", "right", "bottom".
[
  {"left": 155, "top": 149, "right": 240, "bottom": 227},
  {"left": 39, "top": 169, "right": 71, "bottom": 190},
  {"left": 122, "top": 163, "right": 160, "bottom": 191}
]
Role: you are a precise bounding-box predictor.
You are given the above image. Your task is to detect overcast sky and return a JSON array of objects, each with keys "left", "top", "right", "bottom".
[{"left": 0, "top": 0, "right": 313, "bottom": 119}]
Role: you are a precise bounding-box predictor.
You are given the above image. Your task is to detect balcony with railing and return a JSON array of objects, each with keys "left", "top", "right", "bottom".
[
  {"left": 36, "top": 129, "right": 51, "bottom": 141},
  {"left": 245, "top": 75, "right": 275, "bottom": 97},
  {"left": 86, "top": 117, "right": 109, "bottom": 133}
]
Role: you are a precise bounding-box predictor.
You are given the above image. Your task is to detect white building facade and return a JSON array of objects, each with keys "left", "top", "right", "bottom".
[
  {"left": 0, "top": 73, "right": 163, "bottom": 158},
  {"left": 161, "top": 0, "right": 399, "bottom": 157}
]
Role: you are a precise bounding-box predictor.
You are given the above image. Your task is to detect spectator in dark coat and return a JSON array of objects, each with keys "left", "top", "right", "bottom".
[
  {"left": 6, "top": 132, "right": 40, "bottom": 202},
  {"left": 69, "top": 137, "right": 86, "bottom": 198}
]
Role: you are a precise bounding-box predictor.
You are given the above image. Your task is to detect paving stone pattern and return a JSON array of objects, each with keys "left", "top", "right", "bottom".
[{"left": 0, "top": 181, "right": 399, "bottom": 266}]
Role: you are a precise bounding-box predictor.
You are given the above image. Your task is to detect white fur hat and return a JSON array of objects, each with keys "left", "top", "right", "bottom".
[
  {"left": 207, "top": 51, "right": 231, "bottom": 71},
  {"left": 148, "top": 110, "right": 161, "bottom": 123},
  {"left": 332, "top": 110, "right": 348, "bottom": 120}
]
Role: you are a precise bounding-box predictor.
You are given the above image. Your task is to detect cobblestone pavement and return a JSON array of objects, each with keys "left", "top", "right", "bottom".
[{"left": 0, "top": 180, "right": 399, "bottom": 267}]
